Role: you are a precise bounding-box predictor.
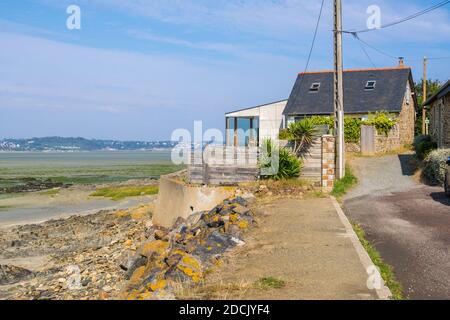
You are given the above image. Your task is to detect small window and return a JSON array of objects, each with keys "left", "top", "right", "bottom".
[
  {"left": 365, "top": 80, "right": 376, "bottom": 90},
  {"left": 310, "top": 83, "right": 320, "bottom": 92}
]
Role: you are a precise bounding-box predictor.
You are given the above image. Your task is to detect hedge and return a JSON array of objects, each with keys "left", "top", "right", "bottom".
[{"left": 422, "top": 149, "right": 450, "bottom": 186}]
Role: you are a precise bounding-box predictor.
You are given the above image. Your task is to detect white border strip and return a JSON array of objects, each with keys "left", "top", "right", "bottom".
[{"left": 331, "top": 196, "right": 392, "bottom": 300}]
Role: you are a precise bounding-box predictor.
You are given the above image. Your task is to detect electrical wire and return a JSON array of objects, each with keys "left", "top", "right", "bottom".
[
  {"left": 342, "top": 0, "right": 450, "bottom": 34},
  {"left": 290, "top": 0, "right": 325, "bottom": 110},
  {"left": 302, "top": 0, "right": 325, "bottom": 75}
]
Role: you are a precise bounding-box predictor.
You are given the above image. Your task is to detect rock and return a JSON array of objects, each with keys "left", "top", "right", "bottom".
[
  {"left": 102, "top": 285, "right": 113, "bottom": 293},
  {"left": 0, "top": 265, "right": 34, "bottom": 285},
  {"left": 154, "top": 229, "right": 169, "bottom": 241},
  {"left": 186, "top": 212, "right": 203, "bottom": 227},
  {"left": 123, "top": 239, "right": 133, "bottom": 247},
  {"left": 194, "top": 231, "right": 236, "bottom": 257},
  {"left": 137, "top": 240, "right": 169, "bottom": 258},
  {"left": 230, "top": 196, "right": 249, "bottom": 207},
  {"left": 81, "top": 278, "right": 91, "bottom": 287},
  {"left": 175, "top": 253, "right": 203, "bottom": 283},
  {"left": 120, "top": 254, "right": 148, "bottom": 280},
  {"left": 231, "top": 204, "right": 250, "bottom": 215},
  {"left": 129, "top": 266, "right": 146, "bottom": 286}
]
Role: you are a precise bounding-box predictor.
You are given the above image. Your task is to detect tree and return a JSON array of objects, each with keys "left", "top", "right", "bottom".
[{"left": 414, "top": 79, "right": 442, "bottom": 136}]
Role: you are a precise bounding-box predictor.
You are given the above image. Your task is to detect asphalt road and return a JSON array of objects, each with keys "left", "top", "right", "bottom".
[{"left": 344, "top": 154, "right": 450, "bottom": 300}]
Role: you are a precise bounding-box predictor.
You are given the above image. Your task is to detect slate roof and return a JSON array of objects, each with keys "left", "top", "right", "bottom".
[
  {"left": 283, "top": 67, "right": 413, "bottom": 116},
  {"left": 423, "top": 79, "right": 450, "bottom": 106}
]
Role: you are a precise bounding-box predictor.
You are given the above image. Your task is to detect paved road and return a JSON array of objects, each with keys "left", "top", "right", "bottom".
[{"left": 344, "top": 154, "right": 450, "bottom": 300}]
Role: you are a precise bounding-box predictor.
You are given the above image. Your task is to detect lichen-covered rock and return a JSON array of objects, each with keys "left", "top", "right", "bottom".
[
  {"left": 137, "top": 240, "right": 169, "bottom": 258},
  {"left": 119, "top": 254, "right": 147, "bottom": 280},
  {"left": 0, "top": 265, "right": 34, "bottom": 285},
  {"left": 121, "top": 196, "right": 255, "bottom": 299}
]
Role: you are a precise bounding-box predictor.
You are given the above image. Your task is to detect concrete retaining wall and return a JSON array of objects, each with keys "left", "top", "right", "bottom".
[{"left": 153, "top": 175, "right": 236, "bottom": 228}]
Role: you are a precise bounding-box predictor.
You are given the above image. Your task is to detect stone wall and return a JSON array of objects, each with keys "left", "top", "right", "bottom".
[
  {"left": 429, "top": 93, "right": 450, "bottom": 149},
  {"left": 374, "top": 124, "right": 401, "bottom": 153},
  {"left": 321, "top": 135, "right": 335, "bottom": 190},
  {"left": 443, "top": 95, "right": 450, "bottom": 148},
  {"left": 398, "top": 81, "right": 416, "bottom": 145},
  {"left": 345, "top": 142, "right": 360, "bottom": 153}
]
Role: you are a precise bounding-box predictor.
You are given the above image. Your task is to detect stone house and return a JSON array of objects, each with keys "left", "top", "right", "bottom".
[
  {"left": 225, "top": 65, "right": 417, "bottom": 149},
  {"left": 424, "top": 80, "right": 450, "bottom": 149},
  {"left": 283, "top": 66, "right": 417, "bottom": 147}
]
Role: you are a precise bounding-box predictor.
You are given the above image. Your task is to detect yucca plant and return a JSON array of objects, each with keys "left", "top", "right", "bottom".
[
  {"left": 287, "top": 118, "right": 317, "bottom": 155},
  {"left": 260, "top": 139, "right": 302, "bottom": 180}
]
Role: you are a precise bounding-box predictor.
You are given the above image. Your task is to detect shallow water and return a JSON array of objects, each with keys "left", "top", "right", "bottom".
[
  {"left": 0, "top": 151, "right": 170, "bottom": 226},
  {"left": 0, "top": 194, "right": 153, "bottom": 227}
]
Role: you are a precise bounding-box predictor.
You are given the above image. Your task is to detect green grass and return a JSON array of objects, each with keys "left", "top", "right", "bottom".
[
  {"left": 254, "top": 277, "right": 286, "bottom": 289},
  {"left": 352, "top": 222, "right": 404, "bottom": 300},
  {"left": 0, "top": 205, "right": 13, "bottom": 211},
  {"left": 38, "top": 188, "right": 61, "bottom": 196},
  {"left": 90, "top": 185, "right": 159, "bottom": 201},
  {"left": 331, "top": 166, "right": 358, "bottom": 198}
]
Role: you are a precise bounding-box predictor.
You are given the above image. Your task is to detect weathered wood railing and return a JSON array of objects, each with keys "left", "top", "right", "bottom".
[{"left": 188, "top": 146, "right": 259, "bottom": 185}]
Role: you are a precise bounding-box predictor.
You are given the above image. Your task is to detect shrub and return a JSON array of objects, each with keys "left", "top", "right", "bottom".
[
  {"left": 422, "top": 149, "right": 450, "bottom": 186},
  {"left": 413, "top": 135, "right": 437, "bottom": 160},
  {"left": 278, "top": 128, "right": 292, "bottom": 140},
  {"left": 286, "top": 118, "right": 317, "bottom": 155},
  {"left": 260, "top": 139, "right": 302, "bottom": 180},
  {"left": 367, "top": 111, "right": 397, "bottom": 136},
  {"left": 344, "top": 117, "right": 362, "bottom": 143},
  {"left": 309, "top": 115, "right": 362, "bottom": 142},
  {"left": 310, "top": 115, "right": 334, "bottom": 129}
]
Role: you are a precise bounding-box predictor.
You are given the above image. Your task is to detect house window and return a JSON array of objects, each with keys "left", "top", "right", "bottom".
[
  {"left": 360, "top": 115, "right": 369, "bottom": 121},
  {"left": 309, "top": 83, "right": 320, "bottom": 92},
  {"left": 365, "top": 80, "right": 376, "bottom": 90}
]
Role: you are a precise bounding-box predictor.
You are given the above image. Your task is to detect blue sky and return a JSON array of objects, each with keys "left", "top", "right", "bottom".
[{"left": 0, "top": 0, "right": 449, "bottom": 140}]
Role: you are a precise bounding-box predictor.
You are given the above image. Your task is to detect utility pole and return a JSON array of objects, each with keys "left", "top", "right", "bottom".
[
  {"left": 334, "top": 0, "right": 345, "bottom": 179},
  {"left": 422, "top": 56, "right": 427, "bottom": 134}
]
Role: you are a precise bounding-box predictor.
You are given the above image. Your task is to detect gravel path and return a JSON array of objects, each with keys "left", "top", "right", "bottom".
[
  {"left": 344, "top": 154, "right": 450, "bottom": 299},
  {"left": 345, "top": 154, "right": 419, "bottom": 199}
]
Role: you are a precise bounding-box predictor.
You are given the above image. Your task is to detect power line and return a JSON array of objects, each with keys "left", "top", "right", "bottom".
[
  {"left": 342, "top": 0, "right": 450, "bottom": 34},
  {"left": 428, "top": 56, "right": 450, "bottom": 60},
  {"left": 291, "top": 0, "right": 325, "bottom": 110},
  {"left": 302, "top": 0, "right": 325, "bottom": 74},
  {"left": 351, "top": 34, "right": 399, "bottom": 60},
  {"left": 349, "top": 34, "right": 450, "bottom": 63},
  {"left": 353, "top": 34, "right": 378, "bottom": 68}
]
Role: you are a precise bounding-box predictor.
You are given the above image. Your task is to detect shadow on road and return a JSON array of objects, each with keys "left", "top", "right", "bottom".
[
  {"left": 430, "top": 192, "right": 450, "bottom": 206},
  {"left": 397, "top": 154, "right": 415, "bottom": 176}
]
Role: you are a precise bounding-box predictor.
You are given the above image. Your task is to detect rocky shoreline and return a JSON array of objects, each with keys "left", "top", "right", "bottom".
[
  {"left": 0, "top": 178, "right": 69, "bottom": 194},
  {"left": 0, "top": 179, "right": 313, "bottom": 300},
  {"left": 0, "top": 194, "right": 256, "bottom": 300},
  {"left": 0, "top": 204, "right": 153, "bottom": 300}
]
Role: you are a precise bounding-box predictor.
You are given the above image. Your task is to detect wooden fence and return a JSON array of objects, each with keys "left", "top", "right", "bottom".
[{"left": 188, "top": 146, "right": 259, "bottom": 185}]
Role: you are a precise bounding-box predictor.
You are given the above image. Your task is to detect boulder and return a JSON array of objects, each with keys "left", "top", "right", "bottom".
[{"left": 0, "top": 265, "right": 34, "bottom": 285}]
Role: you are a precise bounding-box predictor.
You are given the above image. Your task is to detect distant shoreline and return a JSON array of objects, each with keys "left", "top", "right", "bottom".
[{"left": 0, "top": 149, "right": 173, "bottom": 153}]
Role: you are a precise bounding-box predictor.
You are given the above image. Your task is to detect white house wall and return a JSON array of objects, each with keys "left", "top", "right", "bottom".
[{"left": 226, "top": 100, "right": 287, "bottom": 145}]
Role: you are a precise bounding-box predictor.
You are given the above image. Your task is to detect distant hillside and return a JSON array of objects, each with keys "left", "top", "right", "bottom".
[{"left": 0, "top": 137, "right": 177, "bottom": 151}]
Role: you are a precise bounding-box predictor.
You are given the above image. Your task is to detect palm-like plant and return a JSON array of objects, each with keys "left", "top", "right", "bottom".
[
  {"left": 260, "top": 139, "right": 302, "bottom": 180},
  {"left": 287, "top": 118, "right": 317, "bottom": 155}
]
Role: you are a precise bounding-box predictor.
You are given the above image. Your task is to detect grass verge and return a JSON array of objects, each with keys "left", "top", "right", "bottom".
[
  {"left": 352, "top": 222, "right": 404, "bottom": 300},
  {"left": 331, "top": 166, "right": 357, "bottom": 198},
  {"left": 254, "top": 277, "right": 286, "bottom": 289},
  {"left": 90, "top": 185, "right": 159, "bottom": 201}
]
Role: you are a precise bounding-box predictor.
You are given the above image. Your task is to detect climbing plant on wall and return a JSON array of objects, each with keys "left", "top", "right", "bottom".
[{"left": 367, "top": 111, "right": 397, "bottom": 136}]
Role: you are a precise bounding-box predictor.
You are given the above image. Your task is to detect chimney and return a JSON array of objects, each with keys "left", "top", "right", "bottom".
[{"left": 398, "top": 57, "right": 405, "bottom": 67}]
